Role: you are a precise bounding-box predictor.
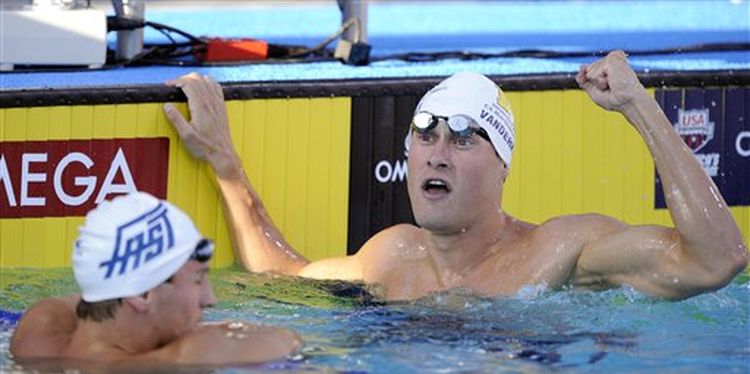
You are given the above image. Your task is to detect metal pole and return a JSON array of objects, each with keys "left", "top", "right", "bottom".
[
  {"left": 338, "top": 0, "right": 368, "bottom": 43},
  {"left": 113, "top": 0, "right": 144, "bottom": 61}
]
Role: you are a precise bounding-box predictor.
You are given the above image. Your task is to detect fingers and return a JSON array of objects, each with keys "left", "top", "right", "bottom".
[
  {"left": 577, "top": 62, "right": 612, "bottom": 110},
  {"left": 166, "top": 73, "right": 219, "bottom": 101},
  {"left": 580, "top": 50, "right": 628, "bottom": 90},
  {"left": 163, "top": 103, "right": 193, "bottom": 139},
  {"left": 167, "top": 73, "right": 226, "bottom": 115},
  {"left": 609, "top": 49, "right": 628, "bottom": 61},
  {"left": 575, "top": 65, "right": 588, "bottom": 87},
  {"left": 163, "top": 103, "right": 210, "bottom": 160},
  {"left": 165, "top": 72, "right": 202, "bottom": 87},
  {"left": 585, "top": 59, "right": 609, "bottom": 91},
  {"left": 577, "top": 63, "right": 606, "bottom": 96},
  {"left": 577, "top": 50, "right": 639, "bottom": 112},
  {"left": 203, "top": 74, "right": 226, "bottom": 101}
]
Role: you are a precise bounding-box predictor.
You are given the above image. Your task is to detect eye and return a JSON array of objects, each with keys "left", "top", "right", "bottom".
[
  {"left": 452, "top": 136, "right": 475, "bottom": 149},
  {"left": 415, "top": 132, "right": 435, "bottom": 143}
]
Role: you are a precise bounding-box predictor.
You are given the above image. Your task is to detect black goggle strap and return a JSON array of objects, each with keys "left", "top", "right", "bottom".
[{"left": 191, "top": 238, "right": 214, "bottom": 262}]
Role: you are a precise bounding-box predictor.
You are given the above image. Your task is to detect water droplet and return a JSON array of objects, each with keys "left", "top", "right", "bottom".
[
  {"left": 397, "top": 242, "right": 404, "bottom": 248},
  {"left": 460, "top": 228, "right": 467, "bottom": 233},
  {"left": 644, "top": 68, "right": 650, "bottom": 73},
  {"left": 672, "top": 277, "right": 679, "bottom": 284},
  {"left": 418, "top": 245, "right": 426, "bottom": 252},
  {"left": 710, "top": 101, "right": 716, "bottom": 107}
]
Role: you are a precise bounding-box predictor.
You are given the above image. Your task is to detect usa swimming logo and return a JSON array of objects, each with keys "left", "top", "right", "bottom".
[
  {"left": 675, "top": 108, "right": 714, "bottom": 153},
  {"left": 674, "top": 108, "right": 720, "bottom": 177},
  {"left": 99, "top": 203, "right": 175, "bottom": 279}
]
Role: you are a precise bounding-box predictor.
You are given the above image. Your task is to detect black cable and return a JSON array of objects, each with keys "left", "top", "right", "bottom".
[
  {"left": 144, "top": 20, "right": 204, "bottom": 45},
  {"left": 110, "top": 19, "right": 205, "bottom": 67},
  {"left": 153, "top": 25, "right": 177, "bottom": 45},
  {"left": 104, "top": 14, "right": 750, "bottom": 67},
  {"left": 371, "top": 42, "right": 750, "bottom": 63},
  {"left": 284, "top": 18, "right": 359, "bottom": 58}
]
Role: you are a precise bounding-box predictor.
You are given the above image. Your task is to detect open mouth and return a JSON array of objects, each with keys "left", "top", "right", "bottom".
[{"left": 422, "top": 178, "right": 452, "bottom": 194}]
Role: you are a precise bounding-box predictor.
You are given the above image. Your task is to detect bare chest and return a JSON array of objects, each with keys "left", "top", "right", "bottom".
[{"left": 379, "top": 239, "right": 582, "bottom": 300}]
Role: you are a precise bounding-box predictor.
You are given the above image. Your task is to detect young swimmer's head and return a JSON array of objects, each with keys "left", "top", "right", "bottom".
[{"left": 73, "top": 192, "right": 213, "bottom": 302}]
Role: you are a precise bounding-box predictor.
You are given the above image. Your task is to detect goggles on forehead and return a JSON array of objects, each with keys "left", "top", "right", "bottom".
[
  {"left": 191, "top": 238, "right": 214, "bottom": 262},
  {"left": 411, "top": 112, "right": 490, "bottom": 141}
]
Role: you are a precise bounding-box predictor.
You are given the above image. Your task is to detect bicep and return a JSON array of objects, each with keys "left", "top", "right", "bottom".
[{"left": 575, "top": 223, "right": 707, "bottom": 299}]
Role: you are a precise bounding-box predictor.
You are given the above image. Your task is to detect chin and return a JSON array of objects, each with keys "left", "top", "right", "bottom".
[{"left": 414, "top": 215, "right": 462, "bottom": 234}]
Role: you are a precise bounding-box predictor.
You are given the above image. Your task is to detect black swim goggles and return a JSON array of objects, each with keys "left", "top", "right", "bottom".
[
  {"left": 411, "top": 112, "right": 490, "bottom": 141},
  {"left": 191, "top": 238, "right": 214, "bottom": 262}
]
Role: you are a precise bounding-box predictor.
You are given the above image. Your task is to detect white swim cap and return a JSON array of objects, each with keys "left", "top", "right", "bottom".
[
  {"left": 405, "top": 71, "right": 516, "bottom": 166},
  {"left": 73, "top": 192, "right": 208, "bottom": 302}
]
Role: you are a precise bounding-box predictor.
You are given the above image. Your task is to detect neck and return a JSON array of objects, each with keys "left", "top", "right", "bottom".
[{"left": 425, "top": 210, "right": 510, "bottom": 278}]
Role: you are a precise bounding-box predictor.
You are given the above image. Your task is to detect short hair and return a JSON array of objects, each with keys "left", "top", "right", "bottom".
[
  {"left": 75, "top": 241, "right": 212, "bottom": 322},
  {"left": 76, "top": 298, "right": 122, "bottom": 322}
]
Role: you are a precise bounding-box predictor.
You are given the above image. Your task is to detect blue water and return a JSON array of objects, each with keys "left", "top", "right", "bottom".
[
  {"left": 224, "top": 282, "right": 750, "bottom": 373},
  {"left": 4, "top": 273, "right": 746, "bottom": 373}
]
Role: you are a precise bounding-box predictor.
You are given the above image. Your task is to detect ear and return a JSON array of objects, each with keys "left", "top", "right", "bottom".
[
  {"left": 500, "top": 163, "right": 510, "bottom": 183},
  {"left": 123, "top": 294, "right": 150, "bottom": 313}
]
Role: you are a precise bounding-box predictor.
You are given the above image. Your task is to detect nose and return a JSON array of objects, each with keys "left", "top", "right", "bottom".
[
  {"left": 427, "top": 138, "right": 452, "bottom": 169},
  {"left": 201, "top": 279, "right": 218, "bottom": 308}
]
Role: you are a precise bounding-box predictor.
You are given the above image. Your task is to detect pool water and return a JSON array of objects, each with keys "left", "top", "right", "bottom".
[{"left": 1, "top": 268, "right": 748, "bottom": 373}]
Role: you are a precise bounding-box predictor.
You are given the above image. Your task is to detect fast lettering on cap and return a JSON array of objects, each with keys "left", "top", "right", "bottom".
[{"left": 73, "top": 192, "right": 205, "bottom": 302}]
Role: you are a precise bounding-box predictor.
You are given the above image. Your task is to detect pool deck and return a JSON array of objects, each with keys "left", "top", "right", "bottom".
[{"left": 1, "top": 0, "right": 748, "bottom": 90}]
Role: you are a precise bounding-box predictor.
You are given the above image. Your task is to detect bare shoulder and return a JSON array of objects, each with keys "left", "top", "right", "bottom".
[
  {"left": 523, "top": 214, "right": 628, "bottom": 259},
  {"left": 535, "top": 214, "right": 626, "bottom": 241},
  {"left": 355, "top": 223, "right": 424, "bottom": 281},
  {"left": 15, "top": 295, "right": 79, "bottom": 333},
  {"left": 358, "top": 223, "right": 421, "bottom": 257},
  {"left": 297, "top": 224, "right": 421, "bottom": 281},
  {"left": 147, "top": 322, "right": 302, "bottom": 365},
  {"left": 356, "top": 224, "right": 424, "bottom": 267},
  {"left": 10, "top": 295, "right": 80, "bottom": 359}
]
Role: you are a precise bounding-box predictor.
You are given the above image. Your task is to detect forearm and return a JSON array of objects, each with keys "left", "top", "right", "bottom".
[
  {"left": 211, "top": 155, "right": 309, "bottom": 275},
  {"left": 163, "top": 74, "right": 309, "bottom": 274},
  {"left": 153, "top": 322, "right": 301, "bottom": 364},
  {"left": 623, "top": 92, "right": 747, "bottom": 273}
]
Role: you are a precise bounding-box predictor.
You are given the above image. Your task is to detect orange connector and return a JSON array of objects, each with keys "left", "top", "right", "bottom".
[{"left": 199, "top": 38, "right": 269, "bottom": 62}]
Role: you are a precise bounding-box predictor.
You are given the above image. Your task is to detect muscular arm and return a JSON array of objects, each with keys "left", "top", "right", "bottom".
[
  {"left": 145, "top": 322, "right": 302, "bottom": 365},
  {"left": 163, "top": 74, "right": 400, "bottom": 280},
  {"left": 573, "top": 51, "right": 748, "bottom": 299},
  {"left": 164, "top": 73, "right": 308, "bottom": 275}
]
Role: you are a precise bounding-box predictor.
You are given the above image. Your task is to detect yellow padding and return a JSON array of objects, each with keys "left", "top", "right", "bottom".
[{"left": 0, "top": 99, "right": 351, "bottom": 267}]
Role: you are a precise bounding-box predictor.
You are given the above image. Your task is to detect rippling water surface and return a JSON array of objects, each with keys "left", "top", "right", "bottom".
[{"left": 1, "top": 269, "right": 748, "bottom": 373}]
